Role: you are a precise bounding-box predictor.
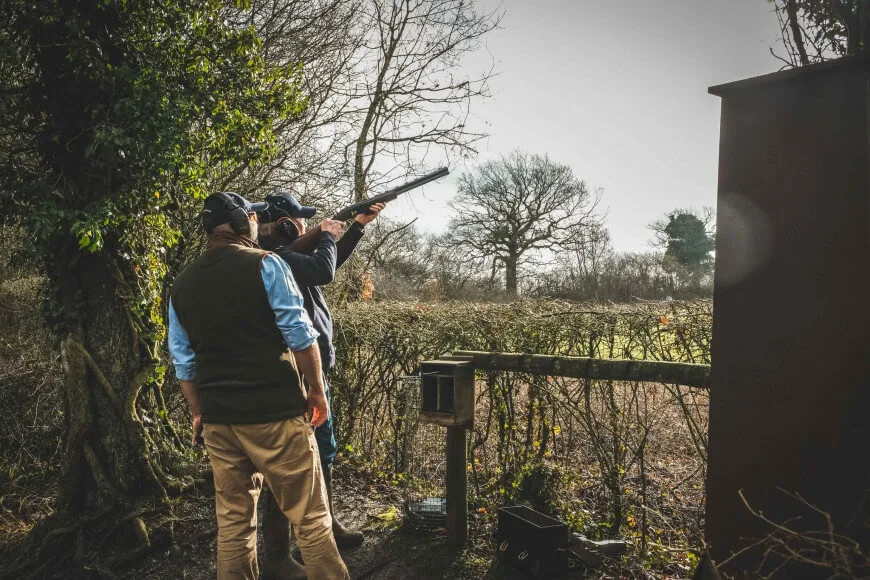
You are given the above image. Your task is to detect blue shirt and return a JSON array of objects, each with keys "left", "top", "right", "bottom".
[{"left": 168, "top": 253, "right": 318, "bottom": 381}]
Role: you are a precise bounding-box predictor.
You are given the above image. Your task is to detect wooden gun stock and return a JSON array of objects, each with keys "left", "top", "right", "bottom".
[{"left": 285, "top": 226, "right": 323, "bottom": 254}]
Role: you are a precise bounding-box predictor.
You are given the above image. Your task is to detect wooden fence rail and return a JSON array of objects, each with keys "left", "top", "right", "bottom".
[
  {"left": 451, "top": 350, "right": 711, "bottom": 388},
  {"left": 430, "top": 350, "right": 711, "bottom": 548}
]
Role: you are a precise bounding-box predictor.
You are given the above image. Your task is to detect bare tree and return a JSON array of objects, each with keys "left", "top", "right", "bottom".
[
  {"left": 239, "top": 0, "right": 499, "bottom": 207},
  {"left": 223, "top": 0, "right": 363, "bottom": 203},
  {"left": 215, "top": 0, "right": 500, "bottom": 267},
  {"left": 770, "top": 0, "right": 870, "bottom": 67},
  {"left": 339, "top": 0, "right": 500, "bottom": 201},
  {"left": 223, "top": 0, "right": 500, "bottom": 206},
  {"left": 567, "top": 222, "right": 613, "bottom": 284},
  {"left": 447, "top": 150, "right": 604, "bottom": 296}
]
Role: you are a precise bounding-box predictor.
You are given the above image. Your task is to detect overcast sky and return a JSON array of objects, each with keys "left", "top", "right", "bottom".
[{"left": 385, "top": 0, "right": 784, "bottom": 252}]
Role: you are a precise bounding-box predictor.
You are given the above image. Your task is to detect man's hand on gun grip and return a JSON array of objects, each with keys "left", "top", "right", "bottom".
[
  {"left": 354, "top": 202, "right": 386, "bottom": 226},
  {"left": 319, "top": 219, "right": 343, "bottom": 237}
]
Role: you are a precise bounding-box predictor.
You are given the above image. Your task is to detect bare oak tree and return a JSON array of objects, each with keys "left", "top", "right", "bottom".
[{"left": 447, "top": 150, "right": 604, "bottom": 296}]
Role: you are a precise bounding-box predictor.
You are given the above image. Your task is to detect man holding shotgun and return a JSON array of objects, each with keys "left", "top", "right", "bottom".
[
  {"left": 257, "top": 193, "right": 386, "bottom": 579},
  {"left": 253, "top": 168, "right": 448, "bottom": 578}
]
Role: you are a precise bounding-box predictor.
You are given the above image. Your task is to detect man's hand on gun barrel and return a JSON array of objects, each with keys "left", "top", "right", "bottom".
[
  {"left": 353, "top": 202, "right": 386, "bottom": 226},
  {"left": 260, "top": 167, "right": 449, "bottom": 254}
]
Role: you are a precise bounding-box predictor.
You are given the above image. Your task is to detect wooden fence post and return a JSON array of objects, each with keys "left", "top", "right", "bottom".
[{"left": 446, "top": 425, "right": 467, "bottom": 548}]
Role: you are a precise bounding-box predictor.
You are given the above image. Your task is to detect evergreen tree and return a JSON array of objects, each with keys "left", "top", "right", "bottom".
[{"left": 651, "top": 210, "right": 715, "bottom": 291}]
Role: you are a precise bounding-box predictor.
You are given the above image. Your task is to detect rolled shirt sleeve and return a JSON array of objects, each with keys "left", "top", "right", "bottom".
[
  {"left": 260, "top": 253, "right": 319, "bottom": 351},
  {"left": 168, "top": 299, "right": 197, "bottom": 381}
]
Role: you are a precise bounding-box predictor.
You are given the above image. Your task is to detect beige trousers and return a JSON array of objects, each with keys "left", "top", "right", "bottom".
[{"left": 203, "top": 416, "right": 349, "bottom": 580}]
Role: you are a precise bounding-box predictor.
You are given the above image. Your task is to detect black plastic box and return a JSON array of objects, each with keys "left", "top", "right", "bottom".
[{"left": 496, "top": 505, "right": 572, "bottom": 578}]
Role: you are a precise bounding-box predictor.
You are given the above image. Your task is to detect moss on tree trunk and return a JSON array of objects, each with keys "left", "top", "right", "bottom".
[{"left": 12, "top": 246, "right": 177, "bottom": 579}]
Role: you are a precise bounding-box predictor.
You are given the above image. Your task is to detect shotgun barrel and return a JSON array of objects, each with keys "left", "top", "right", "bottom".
[
  {"left": 332, "top": 167, "right": 450, "bottom": 221},
  {"left": 285, "top": 167, "right": 450, "bottom": 253}
]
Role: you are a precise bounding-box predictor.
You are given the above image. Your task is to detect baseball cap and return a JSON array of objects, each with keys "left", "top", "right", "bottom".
[
  {"left": 202, "top": 192, "right": 268, "bottom": 232},
  {"left": 265, "top": 191, "right": 317, "bottom": 219}
]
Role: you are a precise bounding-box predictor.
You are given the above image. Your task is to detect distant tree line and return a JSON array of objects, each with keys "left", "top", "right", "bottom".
[{"left": 354, "top": 150, "right": 715, "bottom": 303}]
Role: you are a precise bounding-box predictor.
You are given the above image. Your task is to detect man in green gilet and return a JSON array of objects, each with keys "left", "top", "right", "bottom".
[{"left": 168, "top": 192, "right": 349, "bottom": 580}]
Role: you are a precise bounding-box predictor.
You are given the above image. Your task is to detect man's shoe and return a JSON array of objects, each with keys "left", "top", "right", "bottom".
[
  {"left": 324, "top": 467, "right": 365, "bottom": 549},
  {"left": 261, "top": 488, "right": 307, "bottom": 580},
  {"left": 332, "top": 515, "right": 365, "bottom": 549},
  {"left": 261, "top": 555, "right": 307, "bottom": 580}
]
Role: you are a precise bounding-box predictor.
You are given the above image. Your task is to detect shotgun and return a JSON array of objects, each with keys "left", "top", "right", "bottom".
[{"left": 283, "top": 167, "right": 449, "bottom": 253}]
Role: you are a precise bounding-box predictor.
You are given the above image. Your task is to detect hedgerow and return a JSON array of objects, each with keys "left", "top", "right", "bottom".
[{"left": 330, "top": 299, "right": 712, "bottom": 575}]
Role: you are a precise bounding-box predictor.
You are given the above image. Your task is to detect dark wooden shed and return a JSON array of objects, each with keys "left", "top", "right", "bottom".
[{"left": 707, "top": 55, "right": 870, "bottom": 574}]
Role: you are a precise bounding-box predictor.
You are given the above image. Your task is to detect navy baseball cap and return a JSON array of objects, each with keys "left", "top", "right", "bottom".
[
  {"left": 202, "top": 192, "right": 268, "bottom": 232},
  {"left": 265, "top": 191, "right": 317, "bottom": 219}
]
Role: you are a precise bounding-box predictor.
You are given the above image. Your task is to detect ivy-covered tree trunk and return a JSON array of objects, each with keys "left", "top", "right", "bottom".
[
  {"left": 2, "top": 0, "right": 303, "bottom": 572},
  {"left": 55, "top": 243, "right": 168, "bottom": 512},
  {"left": 16, "top": 11, "right": 172, "bottom": 527},
  {"left": 19, "top": 240, "right": 180, "bottom": 577}
]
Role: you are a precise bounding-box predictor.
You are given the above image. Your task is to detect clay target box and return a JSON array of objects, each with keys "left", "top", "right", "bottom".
[
  {"left": 496, "top": 505, "right": 572, "bottom": 578},
  {"left": 418, "top": 359, "right": 474, "bottom": 427}
]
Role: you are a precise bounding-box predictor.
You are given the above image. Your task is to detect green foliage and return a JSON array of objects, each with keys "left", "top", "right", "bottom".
[
  {"left": 653, "top": 210, "right": 714, "bottom": 289},
  {"left": 511, "top": 462, "right": 564, "bottom": 513},
  {"left": 1, "top": 0, "right": 305, "bottom": 338},
  {"left": 663, "top": 213, "right": 714, "bottom": 267}
]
